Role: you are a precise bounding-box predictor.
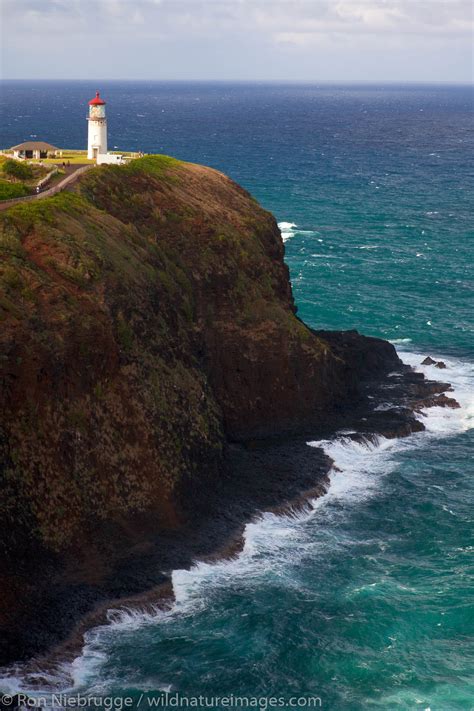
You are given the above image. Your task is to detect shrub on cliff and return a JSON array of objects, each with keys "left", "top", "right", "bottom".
[
  {"left": 2, "top": 159, "right": 34, "bottom": 181},
  {"left": 0, "top": 179, "right": 30, "bottom": 200}
]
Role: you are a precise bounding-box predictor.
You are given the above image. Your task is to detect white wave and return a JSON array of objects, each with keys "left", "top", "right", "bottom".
[
  {"left": 278, "top": 221, "right": 297, "bottom": 242},
  {"left": 393, "top": 348, "right": 474, "bottom": 435},
  {"left": 307, "top": 434, "right": 399, "bottom": 507},
  {"left": 307, "top": 346, "right": 473, "bottom": 506},
  {"left": 277, "top": 221, "right": 321, "bottom": 243},
  {"left": 301, "top": 350, "right": 473, "bottom": 550},
  {"left": 2, "top": 347, "right": 472, "bottom": 697}
]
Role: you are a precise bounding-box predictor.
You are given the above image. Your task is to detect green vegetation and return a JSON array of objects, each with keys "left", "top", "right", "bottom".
[
  {"left": 40, "top": 150, "right": 95, "bottom": 165},
  {"left": 2, "top": 192, "right": 87, "bottom": 228},
  {"left": 1, "top": 265, "right": 23, "bottom": 290},
  {"left": 0, "top": 158, "right": 53, "bottom": 201},
  {"left": 0, "top": 179, "right": 30, "bottom": 201},
  {"left": 3, "top": 158, "right": 34, "bottom": 181},
  {"left": 116, "top": 313, "right": 134, "bottom": 351},
  {"left": 123, "top": 154, "right": 181, "bottom": 178}
]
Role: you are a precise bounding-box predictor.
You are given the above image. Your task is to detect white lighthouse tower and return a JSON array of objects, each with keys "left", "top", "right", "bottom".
[{"left": 87, "top": 91, "right": 107, "bottom": 160}]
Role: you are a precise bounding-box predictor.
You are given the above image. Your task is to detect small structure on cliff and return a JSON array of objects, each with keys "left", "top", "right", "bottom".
[
  {"left": 10, "top": 141, "right": 59, "bottom": 160},
  {"left": 87, "top": 91, "right": 125, "bottom": 165}
]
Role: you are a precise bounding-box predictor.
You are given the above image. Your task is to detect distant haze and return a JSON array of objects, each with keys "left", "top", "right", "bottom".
[{"left": 1, "top": 0, "right": 473, "bottom": 82}]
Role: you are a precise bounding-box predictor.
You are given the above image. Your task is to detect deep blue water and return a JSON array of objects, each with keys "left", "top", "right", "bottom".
[{"left": 1, "top": 82, "right": 473, "bottom": 710}]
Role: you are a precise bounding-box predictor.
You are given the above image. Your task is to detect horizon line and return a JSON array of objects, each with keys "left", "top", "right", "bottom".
[{"left": 1, "top": 78, "right": 473, "bottom": 86}]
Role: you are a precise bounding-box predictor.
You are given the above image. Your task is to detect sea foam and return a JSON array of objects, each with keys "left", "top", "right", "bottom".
[
  {"left": 277, "top": 222, "right": 297, "bottom": 242},
  {"left": 278, "top": 222, "right": 321, "bottom": 243}
]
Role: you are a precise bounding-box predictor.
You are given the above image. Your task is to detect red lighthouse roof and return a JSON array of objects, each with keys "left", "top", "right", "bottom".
[{"left": 88, "top": 91, "right": 106, "bottom": 106}]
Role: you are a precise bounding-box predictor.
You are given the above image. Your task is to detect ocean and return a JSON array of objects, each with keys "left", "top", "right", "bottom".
[{"left": 1, "top": 82, "right": 473, "bottom": 710}]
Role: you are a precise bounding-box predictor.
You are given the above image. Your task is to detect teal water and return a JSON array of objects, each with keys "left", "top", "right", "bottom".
[{"left": 1, "top": 83, "right": 473, "bottom": 710}]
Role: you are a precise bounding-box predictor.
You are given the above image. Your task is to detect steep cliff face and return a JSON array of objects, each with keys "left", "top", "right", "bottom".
[
  {"left": 0, "top": 156, "right": 401, "bottom": 662},
  {"left": 76, "top": 157, "right": 363, "bottom": 439}
]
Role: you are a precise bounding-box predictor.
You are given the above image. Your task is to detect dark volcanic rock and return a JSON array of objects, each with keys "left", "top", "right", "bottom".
[
  {"left": 414, "top": 393, "right": 460, "bottom": 410},
  {"left": 422, "top": 356, "right": 437, "bottom": 365},
  {"left": 314, "top": 328, "right": 403, "bottom": 379}
]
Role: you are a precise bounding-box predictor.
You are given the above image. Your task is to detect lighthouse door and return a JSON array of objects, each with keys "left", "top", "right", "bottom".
[{"left": 93, "top": 148, "right": 98, "bottom": 159}]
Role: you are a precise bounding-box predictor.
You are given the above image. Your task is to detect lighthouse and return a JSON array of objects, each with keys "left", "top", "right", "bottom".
[{"left": 87, "top": 91, "right": 107, "bottom": 160}]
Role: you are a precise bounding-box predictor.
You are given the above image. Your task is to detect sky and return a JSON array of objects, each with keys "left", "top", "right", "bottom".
[{"left": 1, "top": 0, "right": 473, "bottom": 82}]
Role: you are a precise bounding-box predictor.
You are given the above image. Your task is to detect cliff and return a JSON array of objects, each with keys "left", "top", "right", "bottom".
[{"left": 0, "top": 156, "right": 402, "bottom": 665}]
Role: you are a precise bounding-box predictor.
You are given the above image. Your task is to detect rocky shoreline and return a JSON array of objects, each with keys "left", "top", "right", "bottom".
[{"left": 0, "top": 339, "right": 457, "bottom": 679}]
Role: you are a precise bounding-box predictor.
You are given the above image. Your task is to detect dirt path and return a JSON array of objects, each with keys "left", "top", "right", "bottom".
[{"left": 0, "top": 165, "right": 91, "bottom": 211}]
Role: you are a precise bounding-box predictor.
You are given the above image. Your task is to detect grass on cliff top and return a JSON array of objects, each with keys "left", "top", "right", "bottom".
[
  {"left": 1, "top": 192, "right": 88, "bottom": 229},
  {"left": 33, "top": 152, "right": 179, "bottom": 172},
  {"left": 32, "top": 151, "right": 94, "bottom": 166},
  {"left": 82, "top": 154, "right": 182, "bottom": 184},
  {"left": 122, "top": 154, "right": 182, "bottom": 178},
  {"left": 1, "top": 155, "right": 181, "bottom": 228}
]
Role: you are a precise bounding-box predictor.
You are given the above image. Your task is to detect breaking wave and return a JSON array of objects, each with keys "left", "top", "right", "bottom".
[{"left": 278, "top": 222, "right": 322, "bottom": 243}]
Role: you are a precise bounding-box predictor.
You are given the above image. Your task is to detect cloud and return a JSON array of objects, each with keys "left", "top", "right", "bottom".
[
  {"left": 1, "top": 0, "right": 472, "bottom": 80},
  {"left": 4, "top": 0, "right": 473, "bottom": 37},
  {"left": 251, "top": 0, "right": 473, "bottom": 41}
]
